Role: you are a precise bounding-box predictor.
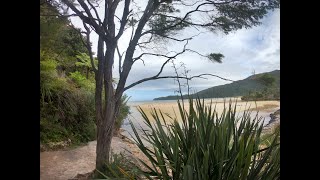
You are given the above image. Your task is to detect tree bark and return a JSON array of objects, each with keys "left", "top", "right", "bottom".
[
  {"left": 95, "top": 95, "right": 122, "bottom": 170},
  {"left": 95, "top": 100, "right": 116, "bottom": 170}
]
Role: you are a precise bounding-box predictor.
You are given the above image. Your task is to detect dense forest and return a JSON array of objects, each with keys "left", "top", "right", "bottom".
[
  {"left": 40, "top": 2, "right": 129, "bottom": 149},
  {"left": 154, "top": 70, "right": 280, "bottom": 100}
]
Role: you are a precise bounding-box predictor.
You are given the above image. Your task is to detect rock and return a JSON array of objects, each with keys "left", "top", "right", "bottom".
[
  {"left": 69, "top": 172, "right": 93, "bottom": 180},
  {"left": 262, "top": 109, "right": 280, "bottom": 134}
]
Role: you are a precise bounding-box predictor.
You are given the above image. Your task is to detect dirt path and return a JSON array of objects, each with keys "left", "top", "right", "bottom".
[{"left": 40, "top": 136, "right": 144, "bottom": 180}]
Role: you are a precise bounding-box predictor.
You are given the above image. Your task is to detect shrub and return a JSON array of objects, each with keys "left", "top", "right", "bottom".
[
  {"left": 40, "top": 56, "right": 96, "bottom": 146},
  {"left": 94, "top": 152, "right": 139, "bottom": 179},
  {"left": 114, "top": 94, "right": 130, "bottom": 134},
  {"left": 130, "top": 98, "right": 280, "bottom": 179},
  {"left": 69, "top": 71, "right": 95, "bottom": 91},
  {"left": 40, "top": 54, "right": 130, "bottom": 147}
]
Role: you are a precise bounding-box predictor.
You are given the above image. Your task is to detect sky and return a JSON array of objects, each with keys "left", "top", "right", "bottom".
[{"left": 69, "top": 1, "right": 280, "bottom": 102}]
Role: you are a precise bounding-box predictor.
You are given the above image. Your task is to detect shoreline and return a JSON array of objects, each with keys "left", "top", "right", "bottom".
[{"left": 262, "top": 109, "right": 280, "bottom": 134}]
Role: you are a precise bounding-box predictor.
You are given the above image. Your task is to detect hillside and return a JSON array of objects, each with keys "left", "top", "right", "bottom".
[{"left": 154, "top": 70, "right": 280, "bottom": 100}]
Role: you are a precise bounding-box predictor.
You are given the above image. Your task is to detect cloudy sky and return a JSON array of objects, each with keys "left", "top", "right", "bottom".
[{"left": 70, "top": 1, "right": 280, "bottom": 101}]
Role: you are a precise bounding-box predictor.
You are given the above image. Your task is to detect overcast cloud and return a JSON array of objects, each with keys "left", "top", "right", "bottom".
[{"left": 70, "top": 2, "right": 280, "bottom": 101}]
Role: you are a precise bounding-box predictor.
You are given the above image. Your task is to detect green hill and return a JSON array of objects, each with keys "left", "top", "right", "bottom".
[{"left": 153, "top": 70, "right": 280, "bottom": 100}]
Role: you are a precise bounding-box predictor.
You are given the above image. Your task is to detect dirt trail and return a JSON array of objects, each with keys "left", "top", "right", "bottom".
[{"left": 40, "top": 136, "right": 143, "bottom": 180}]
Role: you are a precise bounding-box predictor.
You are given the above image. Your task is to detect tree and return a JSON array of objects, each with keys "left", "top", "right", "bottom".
[
  {"left": 258, "top": 73, "right": 276, "bottom": 87},
  {"left": 51, "top": 0, "right": 280, "bottom": 171},
  {"left": 75, "top": 52, "right": 98, "bottom": 79}
]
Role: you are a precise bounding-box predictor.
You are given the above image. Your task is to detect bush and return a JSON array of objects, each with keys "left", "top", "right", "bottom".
[
  {"left": 241, "top": 88, "right": 280, "bottom": 101},
  {"left": 40, "top": 56, "right": 96, "bottom": 146},
  {"left": 94, "top": 152, "right": 139, "bottom": 179},
  {"left": 40, "top": 53, "right": 130, "bottom": 147},
  {"left": 114, "top": 94, "right": 130, "bottom": 134},
  {"left": 130, "top": 98, "right": 280, "bottom": 179},
  {"left": 69, "top": 71, "right": 95, "bottom": 91}
]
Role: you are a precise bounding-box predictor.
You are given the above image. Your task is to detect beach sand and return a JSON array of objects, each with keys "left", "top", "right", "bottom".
[{"left": 136, "top": 98, "right": 280, "bottom": 123}]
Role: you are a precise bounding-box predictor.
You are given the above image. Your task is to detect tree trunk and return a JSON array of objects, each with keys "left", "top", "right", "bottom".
[
  {"left": 95, "top": 96, "right": 121, "bottom": 171},
  {"left": 95, "top": 110, "right": 115, "bottom": 170}
]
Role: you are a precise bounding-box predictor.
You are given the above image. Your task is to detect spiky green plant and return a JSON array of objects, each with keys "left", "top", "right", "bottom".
[
  {"left": 94, "top": 152, "right": 139, "bottom": 179},
  {"left": 129, "top": 98, "right": 280, "bottom": 180}
]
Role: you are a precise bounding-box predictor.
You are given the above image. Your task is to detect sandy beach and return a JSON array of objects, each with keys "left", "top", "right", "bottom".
[{"left": 133, "top": 98, "right": 280, "bottom": 124}]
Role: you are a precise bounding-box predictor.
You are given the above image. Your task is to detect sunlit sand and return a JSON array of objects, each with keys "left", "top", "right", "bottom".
[{"left": 135, "top": 97, "right": 280, "bottom": 123}]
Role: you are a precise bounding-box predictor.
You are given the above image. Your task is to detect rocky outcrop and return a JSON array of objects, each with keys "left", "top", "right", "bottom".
[
  {"left": 262, "top": 109, "right": 280, "bottom": 134},
  {"left": 268, "top": 109, "right": 280, "bottom": 125}
]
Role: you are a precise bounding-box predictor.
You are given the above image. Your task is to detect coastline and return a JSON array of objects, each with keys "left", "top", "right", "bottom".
[{"left": 262, "top": 109, "right": 280, "bottom": 134}]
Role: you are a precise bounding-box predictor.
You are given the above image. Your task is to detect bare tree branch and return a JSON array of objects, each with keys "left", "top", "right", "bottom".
[
  {"left": 87, "top": 0, "right": 103, "bottom": 25},
  {"left": 137, "top": 33, "right": 154, "bottom": 46},
  {"left": 125, "top": 41, "right": 189, "bottom": 91},
  {"left": 185, "top": 49, "right": 208, "bottom": 58},
  {"left": 115, "top": 0, "right": 131, "bottom": 40},
  {"left": 141, "top": 2, "right": 212, "bottom": 36},
  {"left": 172, "top": 60, "right": 185, "bottom": 106},
  {"left": 61, "top": 0, "right": 109, "bottom": 40},
  {"left": 153, "top": 32, "right": 204, "bottom": 42},
  {"left": 124, "top": 73, "right": 234, "bottom": 91},
  {"left": 40, "top": 13, "right": 78, "bottom": 17},
  {"left": 114, "top": 14, "right": 122, "bottom": 22},
  {"left": 130, "top": 17, "right": 135, "bottom": 41},
  {"left": 115, "top": 0, "right": 161, "bottom": 99},
  {"left": 133, "top": 32, "right": 204, "bottom": 61},
  {"left": 151, "top": 13, "right": 218, "bottom": 28},
  {"left": 141, "top": 0, "right": 239, "bottom": 36},
  {"left": 77, "top": 0, "right": 100, "bottom": 24},
  {"left": 116, "top": 46, "right": 123, "bottom": 76},
  {"left": 133, "top": 52, "right": 178, "bottom": 62},
  {"left": 190, "top": 73, "right": 234, "bottom": 81},
  {"left": 178, "top": 0, "right": 202, "bottom": 7},
  {"left": 83, "top": 22, "right": 98, "bottom": 73}
]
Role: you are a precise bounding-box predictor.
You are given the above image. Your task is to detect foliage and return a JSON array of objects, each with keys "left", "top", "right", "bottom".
[
  {"left": 242, "top": 73, "right": 279, "bottom": 101},
  {"left": 40, "top": 52, "right": 96, "bottom": 144},
  {"left": 130, "top": 98, "right": 280, "bottom": 179},
  {"left": 40, "top": 1, "right": 88, "bottom": 72},
  {"left": 241, "top": 88, "right": 280, "bottom": 101},
  {"left": 40, "top": 50, "right": 130, "bottom": 146},
  {"left": 94, "top": 152, "right": 139, "bottom": 179},
  {"left": 69, "top": 71, "right": 95, "bottom": 91},
  {"left": 148, "top": 0, "right": 280, "bottom": 38},
  {"left": 257, "top": 74, "right": 276, "bottom": 87},
  {"left": 114, "top": 95, "right": 131, "bottom": 133},
  {"left": 75, "top": 52, "right": 98, "bottom": 68},
  {"left": 207, "top": 53, "right": 224, "bottom": 63},
  {"left": 154, "top": 70, "right": 280, "bottom": 100},
  {"left": 148, "top": 3, "right": 189, "bottom": 38}
]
